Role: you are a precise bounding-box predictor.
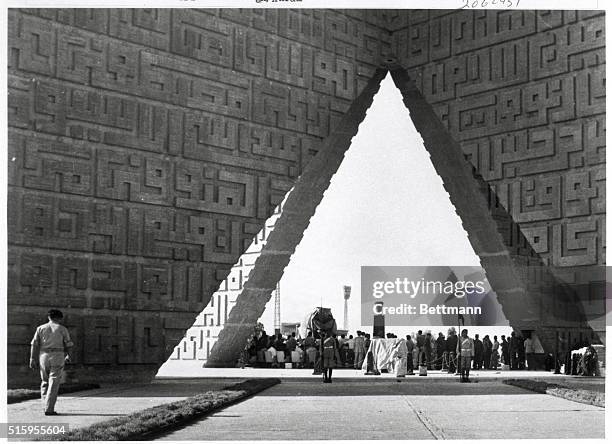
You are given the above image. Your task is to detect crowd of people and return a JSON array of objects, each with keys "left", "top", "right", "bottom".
[
  {"left": 402, "top": 328, "right": 540, "bottom": 373},
  {"left": 240, "top": 329, "right": 372, "bottom": 370},
  {"left": 239, "top": 327, "right": 550, "bottom": 375}
]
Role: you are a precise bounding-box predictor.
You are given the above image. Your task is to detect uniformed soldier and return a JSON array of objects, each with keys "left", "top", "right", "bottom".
[
  {"left": 321, "top": 332, "right": 341, "bottom": 383},
  {"left": 29, "top": 309, "right": 74, "bottom": 415},
  {"left": 457, "top": 329, "right": 474, "bottom": 383}
]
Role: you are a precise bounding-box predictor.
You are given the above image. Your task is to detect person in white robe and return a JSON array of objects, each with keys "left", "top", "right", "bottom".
[{"left": 393, "top": 338, "right": 408, "bottom": 377}]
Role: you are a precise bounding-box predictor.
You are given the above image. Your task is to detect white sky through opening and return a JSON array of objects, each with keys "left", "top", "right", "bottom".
[{"left": 258, "top": 73, "right": 511, "bottom": 339}]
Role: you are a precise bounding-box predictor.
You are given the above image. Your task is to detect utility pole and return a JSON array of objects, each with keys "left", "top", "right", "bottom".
[
  {"left": 274, "top": 282, "right": 281, "bottom": 334},
  {"left": 343, "top": 286, "right": 351, "bottom": 330}
]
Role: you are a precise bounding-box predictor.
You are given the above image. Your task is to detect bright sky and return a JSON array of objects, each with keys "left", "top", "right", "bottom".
[{"left": 258, "top": 73, "right": 511, "bottom": 339}]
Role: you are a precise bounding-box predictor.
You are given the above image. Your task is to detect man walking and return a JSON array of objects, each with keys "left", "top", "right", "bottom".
[{"left": 29, "top": 309, "right": 74, "bottom": 415}]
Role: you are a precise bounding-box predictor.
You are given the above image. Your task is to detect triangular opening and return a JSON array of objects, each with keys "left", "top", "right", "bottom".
[
  {"left": 159, "top": 73, "right": 511, "bottom": 376},
  {"left": 257, "top": 73, "right": 510, "bottom": 338}
]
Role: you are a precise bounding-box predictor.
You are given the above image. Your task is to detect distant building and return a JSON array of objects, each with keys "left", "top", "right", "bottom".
[
  {"left": 162, "top": 206, "right": 282, "bottom": 365},
  {"left": 280, "top": 322, "right": 301, "bottom": 337}
]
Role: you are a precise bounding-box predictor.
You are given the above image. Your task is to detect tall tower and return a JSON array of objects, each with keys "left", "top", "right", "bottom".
[
  {"left": 274, "top": 282, "right": 281, "bottom": 333},
  {"left": 343, "top": 286, "right": 351, "bottom": 331}
]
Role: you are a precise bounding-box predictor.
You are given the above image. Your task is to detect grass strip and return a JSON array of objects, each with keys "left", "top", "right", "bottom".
[
  {"left": 503, "top": 378, "right": 604, "bottom": 408},
  {"left": 8, "top": 383, "right": 101, "bottom": 404},
  {"left": 36, "top": 378, "right": 280, "bottom": 441}
]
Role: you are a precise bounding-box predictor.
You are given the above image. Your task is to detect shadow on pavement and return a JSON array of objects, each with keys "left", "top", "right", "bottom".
[
  {"left": 66, "top": 380, "right": 246, "bottom": 398},
  {"left": 250, "top": 380, "right": 540, "bottom": 397}
]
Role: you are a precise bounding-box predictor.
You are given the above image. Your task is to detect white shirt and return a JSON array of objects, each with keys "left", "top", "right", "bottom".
[{"left": 31, "top": 321, "right": 74, "bottom": 352}]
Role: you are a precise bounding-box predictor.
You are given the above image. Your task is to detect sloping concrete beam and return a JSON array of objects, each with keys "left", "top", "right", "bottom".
[{"left": 206, "top": 69, "right": 388, "bottom": 366}]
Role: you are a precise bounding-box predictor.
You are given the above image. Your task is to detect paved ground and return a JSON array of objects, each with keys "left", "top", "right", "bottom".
[
  {"left": 8, "top": 379, "right": 245, "bottom": 433},
  {"left": 160, "top": 379, "right": 605, "bottom": 441},
  {"left": 7, "top": 369, "right": 605, "bottom": 441}
]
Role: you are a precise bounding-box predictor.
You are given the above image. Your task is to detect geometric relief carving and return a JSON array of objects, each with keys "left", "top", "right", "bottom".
[
  {"left": 6, "top": 8, "right": 605, "bottom": 382},
  {"left": 552, "top": 221, "right": 599, "bottom": 267},
  {"left": 109, "top": 9, "right": 171, "bottom": 50},
  {"left": 9, "top": 248, "right": 217, "bottom": 313},
  {"left": 511, "top": 177, "right": 562, "bottom": 223},
  {"left": 398, "top": 12, "right": 605, "bottom": 275},
  {"left": 9, "top": 190, "right": 261, "bottom": 267},
  {"left": 530, "top": 18, "right": 605, "bottom": 79},
  {"left": 8, "top": 12, "right": 56, "bottom": 76}
]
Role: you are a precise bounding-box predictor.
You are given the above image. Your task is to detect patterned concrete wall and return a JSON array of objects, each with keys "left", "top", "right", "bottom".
[
  {"left": 389, "top": 10, "right": 606, "bottom": 348},
  {"left": 7, "top": 8, "right": 605, "bottom": 382},
  {"left": 7, "top": 8, "right": 391, "bottom": 384},
  {"left": 391, "top": 10, "right": 605, "bottom": 273}
]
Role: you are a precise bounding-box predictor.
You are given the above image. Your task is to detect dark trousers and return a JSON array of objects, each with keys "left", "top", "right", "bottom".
[
  {"left": 483, "top": 351, "right": 491, "bottom": 369},
  {"left": 510, "top": 351, "right": 519, "bottom": 369},
  {"left": 447, "top": 351, "right": 456, "bottom": 373},
  {"left": 323, "top": 367, "right": 333, "bottom": 381}
]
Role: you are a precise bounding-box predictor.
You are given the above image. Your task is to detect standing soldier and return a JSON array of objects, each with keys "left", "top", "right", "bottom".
[
  {"left": 457, "top": 329, "right": 474, "bottom": 383},
  {"left": 29, "top": 309, "right": 74, "bottom": 415},
  {"left": 321, "top": 332, "right": 341, "bottom": 383}
]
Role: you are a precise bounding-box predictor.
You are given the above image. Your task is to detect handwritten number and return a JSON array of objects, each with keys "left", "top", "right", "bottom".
[{"left": 460, "top": 0, "right": 518, "bottom": 8}]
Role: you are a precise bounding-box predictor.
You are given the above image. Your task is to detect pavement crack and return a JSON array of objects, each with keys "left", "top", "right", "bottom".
[{"left": 403, "top": 398, "right": 446, "bottom": 440}]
